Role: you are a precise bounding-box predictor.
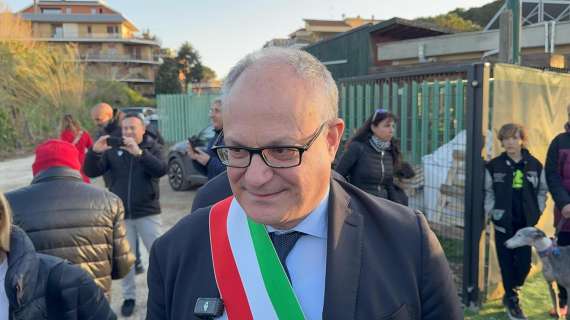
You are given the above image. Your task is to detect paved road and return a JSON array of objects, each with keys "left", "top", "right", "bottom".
[{"left": 0, "top": 155, "right": 198, "bottom": 319}]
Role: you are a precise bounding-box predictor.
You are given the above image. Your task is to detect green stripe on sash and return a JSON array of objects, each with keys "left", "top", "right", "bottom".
[{"left": 247, "top": 218, "right": 305, "bottom": 320}]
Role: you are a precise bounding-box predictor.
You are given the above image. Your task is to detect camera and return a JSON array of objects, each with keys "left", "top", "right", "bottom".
[
  {"left": 107, "top": 136, "right": 124, "bottom": 148},
  {"left": 188, "top": 136, "right": 200, "bottom": 152}
]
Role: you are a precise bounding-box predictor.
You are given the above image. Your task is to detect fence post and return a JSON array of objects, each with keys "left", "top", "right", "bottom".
[
  {"left": 463, "top": 63, "right": 490, "bottom": 307},
  {"left": 411, "top": 81, "right": 419, "bottom": 164}
]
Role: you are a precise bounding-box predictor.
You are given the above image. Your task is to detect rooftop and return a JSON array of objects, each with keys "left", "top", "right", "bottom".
[{"left": 368, "top": 17, "right": 452, "bottom": 39}]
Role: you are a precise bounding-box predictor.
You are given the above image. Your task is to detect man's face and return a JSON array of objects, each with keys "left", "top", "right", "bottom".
[
  {"left": 91, "top": 110, "right": 111, "bottom": 128},
  {"left": 223, "top": 63, "right": 343, "bottom": 229},
  {"left": 209, "top": 102, "right": 223, "bottom": 130},
  {"left": 122, "top": 117, "right": 146, "bottom": 144}
]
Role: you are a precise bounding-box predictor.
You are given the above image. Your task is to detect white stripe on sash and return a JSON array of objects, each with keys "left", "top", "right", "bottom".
[{"left": 226, "top": 199, "right": 279, "bottom": 320}]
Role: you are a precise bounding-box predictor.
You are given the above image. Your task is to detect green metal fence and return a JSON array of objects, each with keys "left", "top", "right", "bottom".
[
  {"left": 339, "top": 78, "right": 467, "bottom": 164},
  {"left": 337, "top": 64, "right": 494, "bottom": 305},
  {"left": 157, "top": 93, "right": 219, "bottom": 143}
]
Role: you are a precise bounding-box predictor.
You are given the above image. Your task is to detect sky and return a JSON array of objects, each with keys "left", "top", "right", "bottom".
[{"left": 3, "top": 0, "right": 494, "bottom": 78}]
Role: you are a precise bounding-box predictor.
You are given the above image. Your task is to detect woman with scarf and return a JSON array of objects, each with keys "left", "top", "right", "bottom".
[{"left": 336, "top": 109, "right": 414, "bottom": 205}]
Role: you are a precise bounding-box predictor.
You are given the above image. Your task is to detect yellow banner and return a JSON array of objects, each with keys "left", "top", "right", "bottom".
[{"left": 486, "top": 63, "right": 570, "bottom": 300}]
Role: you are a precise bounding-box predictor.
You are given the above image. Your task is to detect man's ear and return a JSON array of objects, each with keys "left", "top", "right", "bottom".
[{"left": 326, "top": 118, "right": 345, "bottom": 158}]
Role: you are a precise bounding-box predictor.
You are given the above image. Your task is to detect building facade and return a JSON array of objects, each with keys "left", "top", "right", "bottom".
[
  {"left": 265, "top": 16, "right": 380, "bottom": 49},
  {"left": 19, "top": 0, "right": 161, "bottom": 96}
]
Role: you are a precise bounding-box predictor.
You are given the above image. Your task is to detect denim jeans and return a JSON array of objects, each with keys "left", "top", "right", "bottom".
[{"left": 122, "top": 215, "right": 162, "bottom": 300}]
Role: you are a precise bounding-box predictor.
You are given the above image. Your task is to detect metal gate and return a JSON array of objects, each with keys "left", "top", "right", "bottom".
[
  {"left": 157, "top": 93, "right": 220, "bottom": 143},
  {"left": 337, "top": 63, "right": 489, "bottom": 306}
]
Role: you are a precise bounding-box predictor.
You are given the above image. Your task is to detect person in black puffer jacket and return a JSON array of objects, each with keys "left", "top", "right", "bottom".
[
  {"left": 0, "top": 193, "right": 115, "bottom": 320},
  {"left": 84, "top": 113, "right": 167, "bottom": 316},
  {"left": 5, "top": 140, "right": 134, "bottom": 298},
  {"left": 336, "top": 109, "right": 414, "bottom": 205}
]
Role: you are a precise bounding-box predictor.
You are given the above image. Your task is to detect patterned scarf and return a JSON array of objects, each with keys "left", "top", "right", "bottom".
[{"left": 369, "top": 135, "right": 391, "bottom": 153}]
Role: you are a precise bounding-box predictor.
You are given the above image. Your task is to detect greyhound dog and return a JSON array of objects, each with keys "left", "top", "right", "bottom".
[{"left": 506, "top": 227, "right": 570, "bottom": 319}]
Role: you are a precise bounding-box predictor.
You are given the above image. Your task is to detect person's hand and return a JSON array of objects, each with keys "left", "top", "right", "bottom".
[
  {"left": 188, "top": 148, "right": 210, "bottom": 165},
  {"left": 122, "top": 137, "right": 143, "bottom": 157},
  {"left": 186, "top": 142, "right": 196, "bottom": 155},
  {"left": 93, "top": 135, "right": 111, "bottom": 154},
  {"left": 562, "top": 204, "right": 570, "bottom": 218}
]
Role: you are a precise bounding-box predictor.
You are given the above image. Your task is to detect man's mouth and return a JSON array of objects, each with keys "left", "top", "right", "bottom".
[{"left": 248, "top": 190, "right": 283, "bottom": 199}]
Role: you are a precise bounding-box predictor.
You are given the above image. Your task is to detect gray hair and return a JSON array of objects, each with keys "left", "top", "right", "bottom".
[{"left": 221, "top": 47, "right": 338, "bottom": 121}]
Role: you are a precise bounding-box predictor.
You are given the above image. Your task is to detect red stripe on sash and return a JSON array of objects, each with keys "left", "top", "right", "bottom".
[{"left": 209, "top": 197, "right": 253, "bottom": 320}]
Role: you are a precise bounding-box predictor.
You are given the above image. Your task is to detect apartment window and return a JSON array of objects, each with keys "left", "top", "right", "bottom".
[
  {"left": 99, "top": 8, "right": 103, "bottom": 14},
  {"left": 87, "top": 25, "right": 92, "bottom": 34},
  {"left": 107, "top": 26, "right": 119, "bottom": 34},
  {"left": 51, "top": 24, "right": 63, "bottom": 38},
  {"left": 42, "top": 8, "right": 61, "bottom": 14},
  {"left": 66, "top": 7, "right": 71, "bottom": 14},
  {"left": 91, "top": 8, "right": 96, "bottom": 14}
]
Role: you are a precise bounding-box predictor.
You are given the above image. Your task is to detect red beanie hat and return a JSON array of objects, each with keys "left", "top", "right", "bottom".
[{"left": 32, "top": 139, "right": 81, "bottom": 176}]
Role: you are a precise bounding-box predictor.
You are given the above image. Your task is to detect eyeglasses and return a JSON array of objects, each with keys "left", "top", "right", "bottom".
[{"left": 212, "top": 122, "right": 328, "bottom": 169}]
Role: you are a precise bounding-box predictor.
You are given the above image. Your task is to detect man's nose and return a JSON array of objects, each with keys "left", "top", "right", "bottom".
[{"left": 244, "top": 154, "right": 273, "bottom": 188}]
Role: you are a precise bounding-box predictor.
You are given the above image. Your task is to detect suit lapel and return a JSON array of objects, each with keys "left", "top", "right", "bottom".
[{"left": 322, "top": 180, "right": 363, "bottom": 319}]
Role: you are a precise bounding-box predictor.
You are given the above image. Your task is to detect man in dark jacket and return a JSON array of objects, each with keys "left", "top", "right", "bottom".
[
  {"left": 92, "top": 103, "right": 146, "bottom": 275},
  {"left": 147, "top": 47, "right": 461, "bottom": 320},
  {"left": 545, "top": 103, "right": 570, "bottom": 315},
  {"left": 84, "top": 113, "right": 167, "bottom": 317},
  {"left": 5, "top": 139, "right": 134, "bottom": 299},
  {"left": 187, "top": 98, "right": 225, "bottom": 180}
]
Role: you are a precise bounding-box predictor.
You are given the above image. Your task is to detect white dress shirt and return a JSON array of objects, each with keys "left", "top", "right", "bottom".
[{"left": 267, "top": 190, "right": 329, "bottom": 320}]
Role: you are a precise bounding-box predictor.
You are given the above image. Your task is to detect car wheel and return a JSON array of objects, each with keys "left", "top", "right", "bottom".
[{"left": 168, "top": 158, "right": 191, "bottom": 191}]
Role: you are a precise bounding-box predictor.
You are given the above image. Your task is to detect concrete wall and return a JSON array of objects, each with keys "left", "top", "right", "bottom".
[{"left": 378, "top": 21, "right": 570, "bottom": 64}]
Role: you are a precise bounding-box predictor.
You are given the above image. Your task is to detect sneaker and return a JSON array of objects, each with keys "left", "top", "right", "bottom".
[
  {"left": 121, "top": 299, "right": 136, "bottom": 317},
  {"left": 135, "top": 262, "right": 145, "bottom": 275},
  {"left": 504, "top": 296, "right": 527, "bottom": 320}
]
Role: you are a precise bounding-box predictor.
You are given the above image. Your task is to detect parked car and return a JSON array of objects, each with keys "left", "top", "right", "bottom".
[
  {"left": 166, "top": 125, "right": 215, "bottom": 191},
  {"left": 120, "top": 106, "right": 158, "bottom": 126},
  {"left": 120, "top": 106, "right": 156, "bottom": 118}
]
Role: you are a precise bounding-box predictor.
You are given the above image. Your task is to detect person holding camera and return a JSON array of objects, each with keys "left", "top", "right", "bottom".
[
  {"left": 84, "top": 113, "right": 167, "bottom": 317},
  {"left": 187, "top": 98, "right": 226, "bottom": 180}
]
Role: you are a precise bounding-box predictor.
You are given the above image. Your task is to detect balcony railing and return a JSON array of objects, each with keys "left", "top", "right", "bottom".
[
  {"left": 40, "top": 32, "right": 161, "bottom": 45},
  {"left": 79, "top": 53, "right": 161, "bottom": 64}
]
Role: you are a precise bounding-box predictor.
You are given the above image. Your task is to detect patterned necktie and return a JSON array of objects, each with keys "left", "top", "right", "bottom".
[{"left": 269, "top": 231, "right": 304, "bottom": 281}]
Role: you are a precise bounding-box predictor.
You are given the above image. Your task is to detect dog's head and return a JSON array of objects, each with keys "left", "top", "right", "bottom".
[{"left": 505, "top": 227, "right": 547, "bottom": 249}]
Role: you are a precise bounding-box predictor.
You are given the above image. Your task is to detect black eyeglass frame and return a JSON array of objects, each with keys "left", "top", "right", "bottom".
[{"left": 211, "top": 122, "right": 328, "bottom": 169}]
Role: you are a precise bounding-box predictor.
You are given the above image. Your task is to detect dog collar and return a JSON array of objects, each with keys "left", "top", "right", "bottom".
[{"left": 539, "top": 245, "right": 561, "bottom": 258}]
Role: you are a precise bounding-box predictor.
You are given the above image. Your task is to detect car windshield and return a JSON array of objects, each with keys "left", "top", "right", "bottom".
[
  {"left": 121, "top": 107, "right": 156, "bottom": 118},
  {"left": 198, "top": 126, "right": 215, "bottom": 144}
]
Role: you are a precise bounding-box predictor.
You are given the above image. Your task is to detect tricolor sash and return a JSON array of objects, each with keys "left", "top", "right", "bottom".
[{"left": 209, "top": 196, "right": 306, "bottom": 320}]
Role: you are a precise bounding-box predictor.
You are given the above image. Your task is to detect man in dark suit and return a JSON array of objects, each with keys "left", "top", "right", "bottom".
[{"left": 147, "top": 47, "right": 462, "bottom": 320}]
